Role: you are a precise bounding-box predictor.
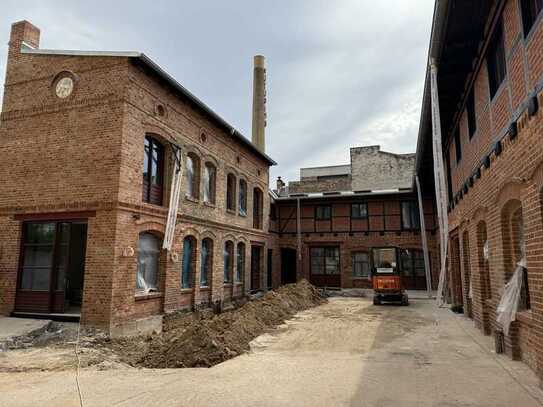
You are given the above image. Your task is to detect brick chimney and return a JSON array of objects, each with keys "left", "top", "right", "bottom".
[
  {"left": 251, "top": 55, "right": 266, "bottom": 152},
  {"left": 3, "top": 21, "right": 40, "bottom": 111},
  {"left": 5, "top": 21, "right": 40, "bottom": 81}
]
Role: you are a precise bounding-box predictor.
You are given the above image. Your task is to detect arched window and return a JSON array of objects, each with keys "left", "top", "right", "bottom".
[
  {"left": 236, "top": 242, "right": 245, "bottom": 282},
  {"left": 142, "top": 135, "right": 164, "bottom": 205},
  {"left": 136, "top": 232, "right": 161, "bottom": 292},
  {"left": 253, "top": 187, "right": 263, "bottom": 229},
  {"left": 200, "top": 238, "right": 213, "bottom": 287},
  {"left": 239, "top": 179, "right": 247, "bottom": 216},
  {"left": 510, "top": 206, "right": 530, "bottom": 310},
  {"left": 226, "top": 173, "right": 237, "bottom": 211},
  {"left": 203, "top": 162, "right": 216, "bottom": 204},
  {"left": 182, "top": 236, "right": 196, "bottom": 289},
  {"left": 186, "top": 153, "right": 200, "bottom": 200},
  {"left": 224, "top": 241, "right": 234, "bottom": 283}
]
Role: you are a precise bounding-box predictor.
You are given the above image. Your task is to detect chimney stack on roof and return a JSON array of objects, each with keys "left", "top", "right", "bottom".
[{"left": 251, "top": 55, "right": 266, "bottom": 152}]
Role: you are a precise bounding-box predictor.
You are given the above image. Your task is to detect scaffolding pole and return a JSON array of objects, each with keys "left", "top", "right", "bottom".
[
  {"left": 429, "top": 58, "right": 450, "bottom": 307},
  {"left": 163, "top": 146, "right": 183, "bottom": 250},
  {"left": 415, "top": 175, "right": 433, "bottom": 299}
]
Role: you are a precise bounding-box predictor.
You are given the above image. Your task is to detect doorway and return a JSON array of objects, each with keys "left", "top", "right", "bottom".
[
  {"left": 15, "top": 220, "right": 88, "bottom": 315},
  {"left": 280, "top": 248, "right": 297, "bottom": 284},
  {"left": 267, "top": 249, "right": 273, "bottom": 289},
  {"left": 251, "top": 245, "right": 262, "bottom": 292}
]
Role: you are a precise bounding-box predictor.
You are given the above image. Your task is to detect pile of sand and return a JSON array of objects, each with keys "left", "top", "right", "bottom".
[{"left": 107, "top": 279, "right": 325, "bottom": 368}]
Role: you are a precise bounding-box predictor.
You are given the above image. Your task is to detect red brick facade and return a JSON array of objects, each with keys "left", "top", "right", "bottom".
[
  {"left": 425, "top": 0, "right": 543, "bottom": 383},
  {"left": 0, "top": 21, "right": 276, "bottom": 334}
]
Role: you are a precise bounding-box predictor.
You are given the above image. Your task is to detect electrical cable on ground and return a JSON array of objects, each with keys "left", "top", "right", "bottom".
[{"left": 74, "top": 320, "right": 84, "bottom": 407}]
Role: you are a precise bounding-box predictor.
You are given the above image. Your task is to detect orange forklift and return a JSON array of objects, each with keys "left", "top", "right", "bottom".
[{"left": 371, "top": 247, "right": 409, "bottom": 306}]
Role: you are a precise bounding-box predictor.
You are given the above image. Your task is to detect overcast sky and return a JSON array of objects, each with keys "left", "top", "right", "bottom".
[{"left": 0, "top": 0, "right": 434, "bottom": 183}]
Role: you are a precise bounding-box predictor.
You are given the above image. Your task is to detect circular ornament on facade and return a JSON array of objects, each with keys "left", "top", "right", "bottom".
[{"left": 55, "top": 76, "right": 74, "bottom": 99}]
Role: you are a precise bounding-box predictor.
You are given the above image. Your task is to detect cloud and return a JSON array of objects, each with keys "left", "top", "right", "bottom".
[{"left": 0, "top": 0, "right": 434, "bottom": 184}]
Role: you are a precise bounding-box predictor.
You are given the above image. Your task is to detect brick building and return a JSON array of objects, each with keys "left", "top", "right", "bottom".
[
  {"left": 0, "top": 21, "right": 277, "bottom": 335},
  {"left": 271, "top": 146, "right": 440, "bottom": 291},
  {"left": 416, "top": 0, "right": 543, "bottom": 383}
]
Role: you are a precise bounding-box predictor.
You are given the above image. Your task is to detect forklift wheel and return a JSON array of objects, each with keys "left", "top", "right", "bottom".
[
  {"left": 401, "top": 295, "right": 409, "bottom": 306},
  {"left": 373, "top": 296, "right": 381, "bottom": 305}
]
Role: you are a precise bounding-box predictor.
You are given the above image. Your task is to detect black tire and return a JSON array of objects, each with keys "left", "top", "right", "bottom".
[
  {"left": 373, "top": 296, "right": 381, "bottom": 305},
  {"left": 401, "top": 295, "right": 409, "bottom": 306}
]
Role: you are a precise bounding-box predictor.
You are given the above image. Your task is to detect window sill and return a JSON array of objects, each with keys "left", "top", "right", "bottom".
[
  {"left": 239, "top": 212, "right": 247, "bottom": 218},
  {"left": 184, "top": 195, "right": 199, "bottom": 204},
  {"left": 135, "top": 291, "right": 163, "bottom": 301},
  {"left": 234, "top": 281, "right": 243, "bottom": 285},
  {"left": 226, "top": 209, "right": 236, "bottom": 215},
  {"left": 203, "top": 201, "right": 216, "bottom": 208},
  {"left": 180, "top": 288, "right": 194, "bottom": 294},
  {"left": 223, "top": 282, "right": 233, "bottom": 286},
  {"left": 200, "top": 286, "right": 210, "bottom": 291},
  {"left": 351, "top": 276, "right": 371, "bottom": 280}
]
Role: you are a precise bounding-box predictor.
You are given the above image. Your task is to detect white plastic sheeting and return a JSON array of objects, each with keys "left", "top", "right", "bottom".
[
  {"left": 137, "top": 233, "right": 160, "bottom": 292},
  {"left": 496, "top": 258, "right": 526, "bottom": 335}
]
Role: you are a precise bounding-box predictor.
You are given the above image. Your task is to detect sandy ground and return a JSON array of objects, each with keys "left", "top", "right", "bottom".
[{"left": 1, "top": 298, "right": 542, "bottom": 407}]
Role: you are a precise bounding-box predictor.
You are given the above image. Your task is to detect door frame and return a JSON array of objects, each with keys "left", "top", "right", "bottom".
[{"left": 15, "top": 216, "right": 90, "bottom": 314}]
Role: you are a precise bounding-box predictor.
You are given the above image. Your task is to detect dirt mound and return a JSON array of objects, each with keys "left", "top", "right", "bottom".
[{"left": 109, "top": 279, "right": 325, "bottom": 368}]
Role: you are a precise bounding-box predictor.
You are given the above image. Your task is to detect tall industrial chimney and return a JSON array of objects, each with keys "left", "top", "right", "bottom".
[{"left": 251, "top": 55, "right": 267, "bottom": 152}]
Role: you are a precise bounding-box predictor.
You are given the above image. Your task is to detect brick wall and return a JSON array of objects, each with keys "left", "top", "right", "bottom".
[
  {"left": 0, "top": 21, "right": 278, "bottom": 333},
  {"left": 444, "top": 0, "right": 543, "bottom": 381}
]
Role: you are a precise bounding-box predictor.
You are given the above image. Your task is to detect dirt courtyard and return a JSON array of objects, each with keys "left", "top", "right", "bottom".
[{"left": 1, "top": 298, "right": 542, "bottom": 407}]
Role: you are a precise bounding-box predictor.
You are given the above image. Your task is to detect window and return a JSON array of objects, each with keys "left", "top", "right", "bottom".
[
  {"left": 181, "top": 236, "right": 195, "bottom": 289},
  {"left": 142, "top": 135, "right": 164, "bottom": 205},
  {"left": 236, "top": 242, "right": 245, "bottom": 282},
  {"left": 20, "top": 222, "right": 56, "bottom": 290},
  {"left": 511, "top": 207, "right": 530, "bottom": 310},
  {"left": 487, "top": 19, "right": 506, "bottom": 99},
  {"left": 310, "top": 247, "right": 340, "bottom": 275},
  {"left": 186, "top": 153, "right": 200, "bottom": 200},
  {"left": 351, "top": 203, "right": 368, "bottom": 219},
  {"left": 445, "top": 149, "right": 453, "bottom": 202},
  {"left": 200, "top": 238, "right": 213, "bottom": 287},
  {"left": 203, "top": 162, "right": 216, "bottom": 204},
  {"left": 454, "top": 128, "right": 462, "bottom": 163},
  {"left": 239, "top": 179, "right": 247, "bottom": 216},
  {"left": 224, "top": 241, "right": 234, "bottom": 283},
  {"left": 352, "top": 252, "right": 370, "bottom": 278},
  {"left": 226, "top": 173, "right": 236, "bottom": 211},
  {"left": 253, "top": 188, "right": 263, "bottom": 229},
  {"left": 467, "top": 90, "right": 476, "bottom": 139},
  {"left": 521, "top": 0, "right": 543, "bottom": 36},
  {"left": 136, "top": 232, "right": 160, "bottom": 292},
  {"left": 315, "top": 205, "right": 331, "bottom": 220},
  {"left": 400, "top": 249, "right": 426, "bottom": 277},
  {"left": 401, "top": 201, "right": 420, "bottom": 230}
]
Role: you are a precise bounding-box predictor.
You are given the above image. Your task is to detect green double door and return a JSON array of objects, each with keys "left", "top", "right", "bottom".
[{"left": 15, "top": 220, "right": 88, "bottom": 314}]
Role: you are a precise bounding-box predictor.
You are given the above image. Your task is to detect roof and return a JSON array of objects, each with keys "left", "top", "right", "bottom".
[
  {"left": 21, "top": 45, "right": 277, "bottom": 166},
  {"left": 415, "top": 1, "right": 497, "bottom": 192},
  {"left": 272, "top": 187, "right": 413, "bottom": 201}
]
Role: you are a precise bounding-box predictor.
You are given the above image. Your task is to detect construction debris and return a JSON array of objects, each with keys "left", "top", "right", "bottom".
[{"left": 106, "top": 279, "right": 325, "bottom": 368}]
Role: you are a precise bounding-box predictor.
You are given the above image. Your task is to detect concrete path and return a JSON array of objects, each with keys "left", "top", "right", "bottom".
[
  {"left": 0, "top": 317, "right": 50, "bottom": 341},
  {"left": 0, "top": 298, "right": 542, "bottom": 407}
]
